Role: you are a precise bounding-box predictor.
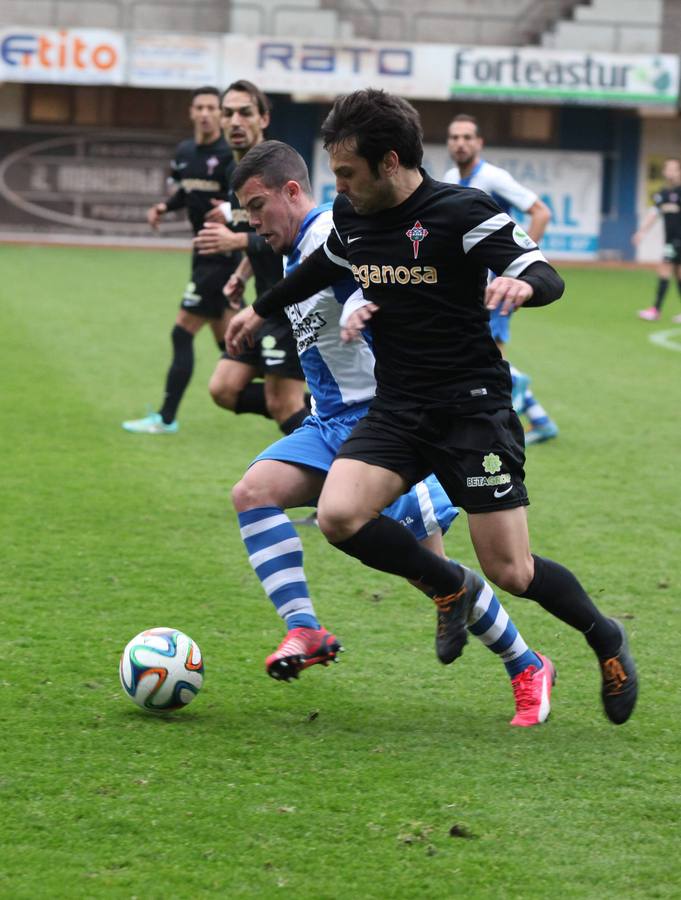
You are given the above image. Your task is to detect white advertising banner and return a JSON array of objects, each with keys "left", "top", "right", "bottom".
[
  {"left": 220, "top": 34, "right": 443, "bottom": 99},
  {"left": 0, "top": 27, "right": 125, "bottom": 84},
  {"left": 220, "top": 35, "right": 678, "bottom": 108},
  {"left": 128, "top": 34, "right": 221, "bottom": 88},
  {"left": 448, "top": 46, "right": 679, "bottom": 107},
  {"left": 312, "top": 142, "right": 603, "bottom": 260}
]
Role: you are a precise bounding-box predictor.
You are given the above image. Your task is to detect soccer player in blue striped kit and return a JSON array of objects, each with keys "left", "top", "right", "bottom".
[{"left": 230, "top": 140, "right": 555, "bottom": 727}]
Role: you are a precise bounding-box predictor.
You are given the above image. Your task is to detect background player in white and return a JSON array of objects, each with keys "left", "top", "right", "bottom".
[
  {"left": 443, "top": 114, "right": 558, "bottom": 446},
  {"left": 230, "top": 140, "right": 555, "bottom": 727},
  {"left": 632, "top": 156, "right": 681, "bottom": 323}
]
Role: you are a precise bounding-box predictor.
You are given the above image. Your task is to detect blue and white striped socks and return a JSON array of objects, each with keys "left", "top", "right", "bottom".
[
  {"left": 467, "top": 581, "right": 541, "bottom": 677},
  {"left": 238, "top": 506, "right": 320, "bottom": 631}
]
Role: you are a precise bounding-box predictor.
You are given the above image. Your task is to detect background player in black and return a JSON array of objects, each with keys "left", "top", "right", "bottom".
[
  {"left": 633, "top": 156, "right": 681, "bottom": 322},
  {"left": 192, "top": 80, "right": 308, "bottom": 435},
  {"left": 122, "top": 86, "right": 238, "bottom": 434},
  {"left": 228, "top": 89, "right": 638, "bottom": 725}
]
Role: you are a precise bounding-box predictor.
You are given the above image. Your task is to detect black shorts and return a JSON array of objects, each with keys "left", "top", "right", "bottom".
[
  {"left": 222, "top": 312, "right": 304, "bottom": 380},
  {"left": 179, "top": 254, "right": 238, "bottom": 320},
  {"left": 662, "top": 240, "right": 681, "bottom": 264},
  {"left": 336, "top": 406, "right": 529, "bottom": 514}
]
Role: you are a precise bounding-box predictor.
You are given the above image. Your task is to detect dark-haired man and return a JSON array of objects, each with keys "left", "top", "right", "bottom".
[
  {"left": 193, "top": 80, "right": 308, "bottom": 436},
  {"left": 230, "top": 139, "right": 555, "bottom": 726},
  {"left": 123, "top": 86, "right": 238, "bottom": 434},
  {"left": 227, "top": 89, "right": 638, "bottom": 726}
]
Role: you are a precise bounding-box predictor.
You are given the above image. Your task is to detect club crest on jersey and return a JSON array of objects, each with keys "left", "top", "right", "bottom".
[
  {"left": 406, "top": 220, "right": 428, "bottom": 259},
  {"left": 206, "top": 155, "right": 219, "bottom": 175}
]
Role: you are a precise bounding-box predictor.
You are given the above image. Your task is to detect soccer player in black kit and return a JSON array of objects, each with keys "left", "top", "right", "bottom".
[
  {"left": 123, "top": 86, "right": 238, "bottom": 434},
  {"left": 227, "top": 89, "right": 638, "bottom": 725},
  {"left": 192, "top": 80, "right": 308, "bottom": 435},
  {"left": 633, "top": 156, "right": 681, "bottom": 323}
]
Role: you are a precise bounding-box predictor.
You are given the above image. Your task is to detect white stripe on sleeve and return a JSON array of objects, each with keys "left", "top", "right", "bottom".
[
  {"left": 324, "top": 242, "right": 352, "bottom": 270},
  {"left": 501, "top": 249, "right": 547, "bottom": 278},
  {"left": 462, "top": 213, "right": 512, "bottom": 253}
]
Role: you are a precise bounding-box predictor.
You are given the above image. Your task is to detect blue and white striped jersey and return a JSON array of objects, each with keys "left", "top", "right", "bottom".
[{"left": 284, "top": 205, "right": 376, "bottom": 419}]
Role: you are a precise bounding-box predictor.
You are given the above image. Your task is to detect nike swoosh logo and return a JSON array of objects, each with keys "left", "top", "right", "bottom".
[
  {"left": 347, "top": 236, "right": 362, "bottom": 243},
  {"left": 493, "top": 484, "right": 513, "bottom": 498}
]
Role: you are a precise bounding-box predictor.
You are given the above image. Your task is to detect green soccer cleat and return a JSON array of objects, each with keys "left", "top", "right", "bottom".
[{"left": 122, "top": 412, "right": 178, "bottom": 434}]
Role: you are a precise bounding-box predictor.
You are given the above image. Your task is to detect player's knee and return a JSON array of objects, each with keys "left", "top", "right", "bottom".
[
  {"left": 209, "top": 372, "right": 237, "bottom": 410},
  {"left": 231, "top": 476, "right": 264, "bottom": 513},
  {"left": 316, "top": 502, "right": 360, "bottom": 544},
  {"left": 483, "top": 557, "right": 533, "bottom": 595}
]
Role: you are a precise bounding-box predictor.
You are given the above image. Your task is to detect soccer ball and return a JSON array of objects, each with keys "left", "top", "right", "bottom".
[{"left": 119, "top": 627, "right": 204, "bottom": 711}]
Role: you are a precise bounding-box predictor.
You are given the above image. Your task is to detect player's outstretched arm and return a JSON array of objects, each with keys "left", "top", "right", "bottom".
[{"left": 253, "top": 245, "right": 349, "bottom": 317}]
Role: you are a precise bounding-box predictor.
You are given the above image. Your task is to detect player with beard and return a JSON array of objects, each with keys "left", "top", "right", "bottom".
[
  {"left": 192, "top": 80, "right": 308, "bottom": 436},
  {"left": 123, "top": 86, "right": 238, "bottom": 434},
  {"left": 230, "top": 140, "right": 556, "bottom": 726},
  {"left": 227, "top": 90, "right": 638, "bottom": 726}
]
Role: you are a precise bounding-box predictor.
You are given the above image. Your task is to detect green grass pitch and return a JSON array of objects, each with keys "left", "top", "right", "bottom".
[{"left": 1, "top": 244, "right": 680, "bottom": 898}]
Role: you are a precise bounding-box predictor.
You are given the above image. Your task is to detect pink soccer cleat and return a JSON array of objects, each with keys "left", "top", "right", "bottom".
[
  {"left": 510, "top": 652, "right": 556, "bottom": 727},
  {"left": 265, "top": 626, "right": 342, "bottom": 681},
  {"left": 638, "top": 307, "right": 660, "bottom": 321}
]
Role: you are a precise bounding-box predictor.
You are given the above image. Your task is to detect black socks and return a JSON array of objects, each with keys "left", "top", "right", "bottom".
[
  {"left": 160, "top": 324, "right": 194, "bottom": 424},
  {"left": 332, "top": 515, "right": 465, "bottom": 595},
  {"left": 521, "top": 555, "right": 620, "bottom": 658}
]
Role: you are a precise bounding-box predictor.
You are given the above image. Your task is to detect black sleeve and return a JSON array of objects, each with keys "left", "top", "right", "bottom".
[
  {"left": 517, "top": 261, "right": 565, "bottom": 307},
  {"left": 246, "top": 233, "right": 272, "bottom": 257},
  {"left": 164, "top": 189, "right": 186, "bottom": 212},
  {"left": 252, "top": 244, "right": 349, "bottom": 317}
]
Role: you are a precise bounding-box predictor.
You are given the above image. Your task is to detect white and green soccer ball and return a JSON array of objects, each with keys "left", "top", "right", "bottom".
[{"left": 119, "top": 627, "right": 204, "bottom": 711}]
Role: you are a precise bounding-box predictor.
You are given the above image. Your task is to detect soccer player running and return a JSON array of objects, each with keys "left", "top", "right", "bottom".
[
  {"left": 443, "top": 114, "right": 558, "bottom": 446},
  {"left": 632, "top": 156, "right": 681, "bottom": 323},
  {"left": 227, "top": 90, "right": 638, "bottom": 726},
  {"left": 123, "top": 87, "right": 238, "bottom": 434},
  {"left": 192, "top": 80, "right": 308, "bottom": 436},
  {"left": 230, "top": 140, "right": 555, "bottom": 726}
]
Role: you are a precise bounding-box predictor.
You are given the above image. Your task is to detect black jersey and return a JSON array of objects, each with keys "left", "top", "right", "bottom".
[
  {"left": 165, "top": 136, "right": 235, "bottom": 235},
  {"left": 323, "top": 173, "right": 551, "bottom": 412},
  {"left": 653, "top": 186, "right": 681, "bottom": 243}
]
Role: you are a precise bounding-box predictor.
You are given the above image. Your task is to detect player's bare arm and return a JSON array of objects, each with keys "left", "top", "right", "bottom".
[
  {"left": 194, "top": 222, "right": 248, "bottom": 255},
  {"left": 146, "top": 202, "right": 167, "bottom": 230},
  {"left": 526, "top": 198, "right": 551, "bottom": 244}
]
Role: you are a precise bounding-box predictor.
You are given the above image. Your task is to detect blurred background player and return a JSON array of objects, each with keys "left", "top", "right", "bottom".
[
  {"left": 230, "top": 140, "right": 555, "bottom": 726},
  {"left": 443, "top": 114, "right": 559, "bottom": 446},
  {"left": 632, "top": 156, "right": 681, "bottom": 323},
  {"left": 193, "top": 80, "right": 308, "bottom": 436},
  {"left": 122, "top": 86, "right": 238, "bottom": 434}
]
